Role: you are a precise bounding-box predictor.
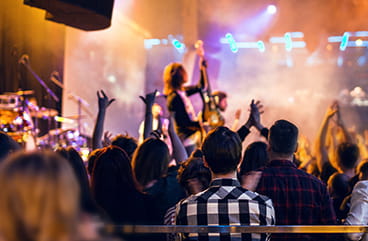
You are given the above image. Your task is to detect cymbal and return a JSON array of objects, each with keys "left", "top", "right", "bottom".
[
  {"left": 30, "top": 107, "right": 58, "bottom": 118},
  {"left": 54, "top": 116, "right": 75, "bottom": 123},
  {"left": 5, "top": 90, "right": 34, "bottom": 96},
  {"left": 63, "top": 115, "right": 87, "bottom": 120}
]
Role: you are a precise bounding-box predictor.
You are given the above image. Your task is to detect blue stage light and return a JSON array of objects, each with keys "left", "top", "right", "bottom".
[
  {"left": 284, "top": 32, "right": 292, "bottom": 51},
  {"left": 225, "top": 33, "right": 238, "bottom": 53},
  {"left": 340, "top": 32, "right": 350, "bottom": 51},
  {"left": 257, "top": 41, "right": 266, "bottom": 52}
]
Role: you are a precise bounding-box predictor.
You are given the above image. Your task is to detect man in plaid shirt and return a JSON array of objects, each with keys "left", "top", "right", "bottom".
[
  {"left": 176, "top": 126, "right": 275, "bottom": 241},
  {"left": 255, "top": 119, "right": 337, "bottom": 241}
]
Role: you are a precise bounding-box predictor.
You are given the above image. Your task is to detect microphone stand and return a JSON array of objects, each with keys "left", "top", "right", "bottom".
[
  {"left": 68, "top": 93, "right": 90, "bottom": 136},
  {"left": 19, "top": 56, "right": 59, "bottom": 103},
  {"left": 19, "top": 55, "right": 59, "bottom": 148}
]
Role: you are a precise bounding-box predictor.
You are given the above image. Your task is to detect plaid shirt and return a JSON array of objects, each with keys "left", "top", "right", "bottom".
[
  {"left": 255, "top": 160, "right": 337, "bottom": 241},
  {"left": 176, "top": 178, "right": 275, "bottom": 241}
]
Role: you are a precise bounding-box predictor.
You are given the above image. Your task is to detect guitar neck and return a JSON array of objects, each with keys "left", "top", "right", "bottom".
[{"left": 200, "top": 59, "right": 211, "bottom": 95}]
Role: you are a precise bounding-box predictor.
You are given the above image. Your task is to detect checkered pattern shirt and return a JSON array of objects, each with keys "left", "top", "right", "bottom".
[
  {"left": 175, "top": 178, "right": 275, "bottom": 241},
  {"left": 255, "top": 159, "right": 337, "bottom": 241}
]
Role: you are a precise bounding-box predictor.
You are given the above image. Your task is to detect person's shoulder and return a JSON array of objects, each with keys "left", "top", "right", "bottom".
[
  {"left": 179, "top": 187, "right": 212, "bottom": 206},
  {"left": 239, "top": 188, "right": 273, "bottom": 204},
  {"left": 353, "top": 180, "right": 368, "bottom": 194}
]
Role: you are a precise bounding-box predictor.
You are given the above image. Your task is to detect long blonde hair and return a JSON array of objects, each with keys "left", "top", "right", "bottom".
[
  {"left": 0, "top": 151, "right": 80, "bottom": 241},
  {"left": 162, "top": 62, "right": 187, "bottom": 95}
]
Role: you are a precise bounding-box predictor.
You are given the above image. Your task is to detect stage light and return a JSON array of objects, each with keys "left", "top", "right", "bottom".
[
  {"left": 171, "top": 38, "right": 186, "bottom": 53},
  {"left": 257, "top": 41, "right": 266, "bottom": 52},
  {"left": 172, "top": 39, "right": 183, "bottom": 49},
  {"left": 225, "top": 33, "right": 238, "bottom": 53},
  {"left": 337, "top": 56, "right": 344, "bottom": 67},
  {"left": 340, "top": 32, "right": 349, "bottom": 51},
  {"left": 358, "top": 56, "right": 366, "bottom": 66},
  {"left": 356, "top": 39, "right": 363, "bottom": 46},
  {"left": 284, "top": 32, "right": 292, "bottom": 51},
  {"left": 267, "top": 5, "right": 277, "bottom": 14}
]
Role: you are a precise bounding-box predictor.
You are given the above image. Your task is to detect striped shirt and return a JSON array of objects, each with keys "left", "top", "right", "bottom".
[{"left": 175, "top": 178, "right": 275, "bottom": 241}]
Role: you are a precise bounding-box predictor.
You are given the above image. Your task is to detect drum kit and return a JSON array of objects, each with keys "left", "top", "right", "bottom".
[{"left": 0, "top": 90, "right": 87, "bottom": 150}]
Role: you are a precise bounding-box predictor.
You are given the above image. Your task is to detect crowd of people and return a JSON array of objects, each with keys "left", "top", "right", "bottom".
[{"left": 0, "top": 61, "right": 368, "bottom": 241}]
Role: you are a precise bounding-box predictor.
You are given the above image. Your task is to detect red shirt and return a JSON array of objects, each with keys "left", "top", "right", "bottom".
[{"left": 256, "top": 159, "right": 337, "bottom": 241}]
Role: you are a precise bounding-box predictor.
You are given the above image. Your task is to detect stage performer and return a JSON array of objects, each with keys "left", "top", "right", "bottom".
[{"left": 163, "top": 62, "right": 205, "bottom": 155}]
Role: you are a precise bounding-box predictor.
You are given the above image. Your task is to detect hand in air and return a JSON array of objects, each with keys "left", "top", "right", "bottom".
[
  {"left": 139, "top": 90, "right": 158, "bottom": 106},
  {"left": 102, "top": 131, "right": 113, "bottom": 147},
  {"left": 250, "top": 100, "right": 264, "bottom": 125},
  {"left": 325, "top": 101, "right": 339, "bottom": 120},
  {"left": 234, "top": 109, "right": 241, "bottom": 120},
  {"left": 97, "top": 90, "right": 115, "bottom": 111}
]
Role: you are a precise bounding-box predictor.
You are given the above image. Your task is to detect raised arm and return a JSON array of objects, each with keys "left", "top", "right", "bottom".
[
  {"left": 168, "top": 113, "right": 188, "bottom": 164},
  {"left": 139, "top": 90, "right": 157, "bottom": 140},
  {"left": 231, "top": 109, "right": 241, "bottom": 131},
  {"left": 237, "top": 99, "right": 267, "bottom": 142},
  {"left": 335, "top": 103, "right": 353, "bottom": 143},
  {"left": 314, "top": 102, "right": 338, "bottom": 173},
  {"left": 92, "top": 90, "right": 115, "bottom": 150}
]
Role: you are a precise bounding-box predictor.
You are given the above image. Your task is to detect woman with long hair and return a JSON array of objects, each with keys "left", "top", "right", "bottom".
[
  {"left": 0, "top": 151, "right": 80, "bottom": 241},
  {"left": 55, "top": 147, "right": 98, "bottom": 214},
  {"left": 91, "top": 145, "right": 152, "bottom": 226},
  {"left": 163, "top": 62, "right": 204, "bottom": 155},
  {"left": 132, "top": 137, "right": 186, "bottom": 224}
]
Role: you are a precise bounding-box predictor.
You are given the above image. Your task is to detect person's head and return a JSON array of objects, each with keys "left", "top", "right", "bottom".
[
  {"left": 132, "top": 137, "right": 170, "bottom": 187},
  {"left": 337, "top": 142, "right": 359, "bottom": 171},
  {"left": 87, "top": 148, "right": 104, "bottom": 175},
  {"left": 239, "top": 141, "right": 269, "bottom": 176},
  {"left": 202, "top": 126, "right": 242, "bottom": 175},
  {"left": 163, "top": 62, "right": 188, "bottom": 95},
  {"left": 327, "top": 172, "right": 350, "bottom": 198},
  {"left": 111, "top": 133, "right": 138, "bottom": 160},
  {"left": 190, "top": 148, "right": 203, "bottom": 158},
  {"left": 0, "top": 131, "right": 20, "bottom": 161},
  {"left": 268, "top": 119, "right": 299, "bottom": 158},
  {"left": 177, "top": 157, "right": 211, "bottom": 195},
  {"left": 357, "top": 159, "right": 368, "bottom": 180},
  {"left": 91, "top": 146, "right": 141, "bottom": 222},
  {"left": 212, "top": 90, "right": 228, "bottom": 111},
  {"left": 152, "top": 103, "right": 163, "bottom": 119},
  {"left": 92, "top": 146, "right": 138, "bottom": 193},
  {"left": 0, "top": 150, "right": 80, "bottom": 241},
  {"left": 55, "top": 147, "right": 97, "bottom": 214}
]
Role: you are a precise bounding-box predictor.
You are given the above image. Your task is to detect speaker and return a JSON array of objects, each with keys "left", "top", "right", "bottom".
[{"left": 24, "top": 0, "right": 114, "bottom": 31}]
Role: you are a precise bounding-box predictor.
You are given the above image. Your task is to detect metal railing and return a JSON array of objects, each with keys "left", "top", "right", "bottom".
[{"left": 105, "top": 225, "right": 368, "bottom": 234}]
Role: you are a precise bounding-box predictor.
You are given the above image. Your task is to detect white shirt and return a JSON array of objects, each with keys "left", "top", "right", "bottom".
[{"left": 345, "top": 180, "right": 368, "bottom": 241}]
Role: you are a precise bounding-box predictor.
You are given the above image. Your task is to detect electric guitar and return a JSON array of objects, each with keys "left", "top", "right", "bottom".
[{"left": 195, "top": 40, "right": 225, "bottom": 129}]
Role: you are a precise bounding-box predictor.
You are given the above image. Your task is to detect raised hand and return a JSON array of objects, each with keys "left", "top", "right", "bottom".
[
  {"left": 102, "top": 131, "right": 113, "bottom": 147},
  {"left": 235, "top": 109, "right": 242, "bottom": 120},
  {"left": 325, "top": 101, "right": 339, "bottom": 119},
  {"left": 97, "top": 90, "right": 115, "bottom": 111},
  {"left": 139, "top": 90, "right": 158, "bottom": 106},
  {"left": 250, "top": 99, "right": 264, "bottom": 130}
]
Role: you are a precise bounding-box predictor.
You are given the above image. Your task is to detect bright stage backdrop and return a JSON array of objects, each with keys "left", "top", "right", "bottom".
[{"left": 62, "top": 0, "right": 148, "bottom": 138}]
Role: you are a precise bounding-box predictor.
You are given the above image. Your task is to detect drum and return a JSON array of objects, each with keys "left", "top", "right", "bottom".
[
  {"left": 0, "top": 94, "right": 20, "bottom": 109},
  {"left": 0, "top": 95, "right": 33, "bottom": 144},
  {"left": 37, "top": 128, "right": 87, "bottom": 150}
]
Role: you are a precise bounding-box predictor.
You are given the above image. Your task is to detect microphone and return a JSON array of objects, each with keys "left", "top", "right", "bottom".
[
  {"left": 68, "top": 92, "right": 90, "bottom": 107},
  {"left": 50, "top": 71, "right": 64, "bottom": 89},
  {"left": 18, "top": 54, "right": 29, "bottom": 65}
]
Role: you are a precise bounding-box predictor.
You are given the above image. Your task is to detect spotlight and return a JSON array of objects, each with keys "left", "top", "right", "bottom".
[
  {"left": 340, "top": 32, "right": 349, "bottom": 51},
  {"left": 267, "top": 5, "right": 277, "bottom": 14},
  {"left": 356, "top": 39, "right": 363, "bottom": 46}
]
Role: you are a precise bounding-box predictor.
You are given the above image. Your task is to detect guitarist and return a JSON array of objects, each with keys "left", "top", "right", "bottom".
[
  {"left": 163, "top": 62, "right": 206, "bottom": 155},
  {"left": 195, "top": 40, "right": 226, "bottom": 132}
]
